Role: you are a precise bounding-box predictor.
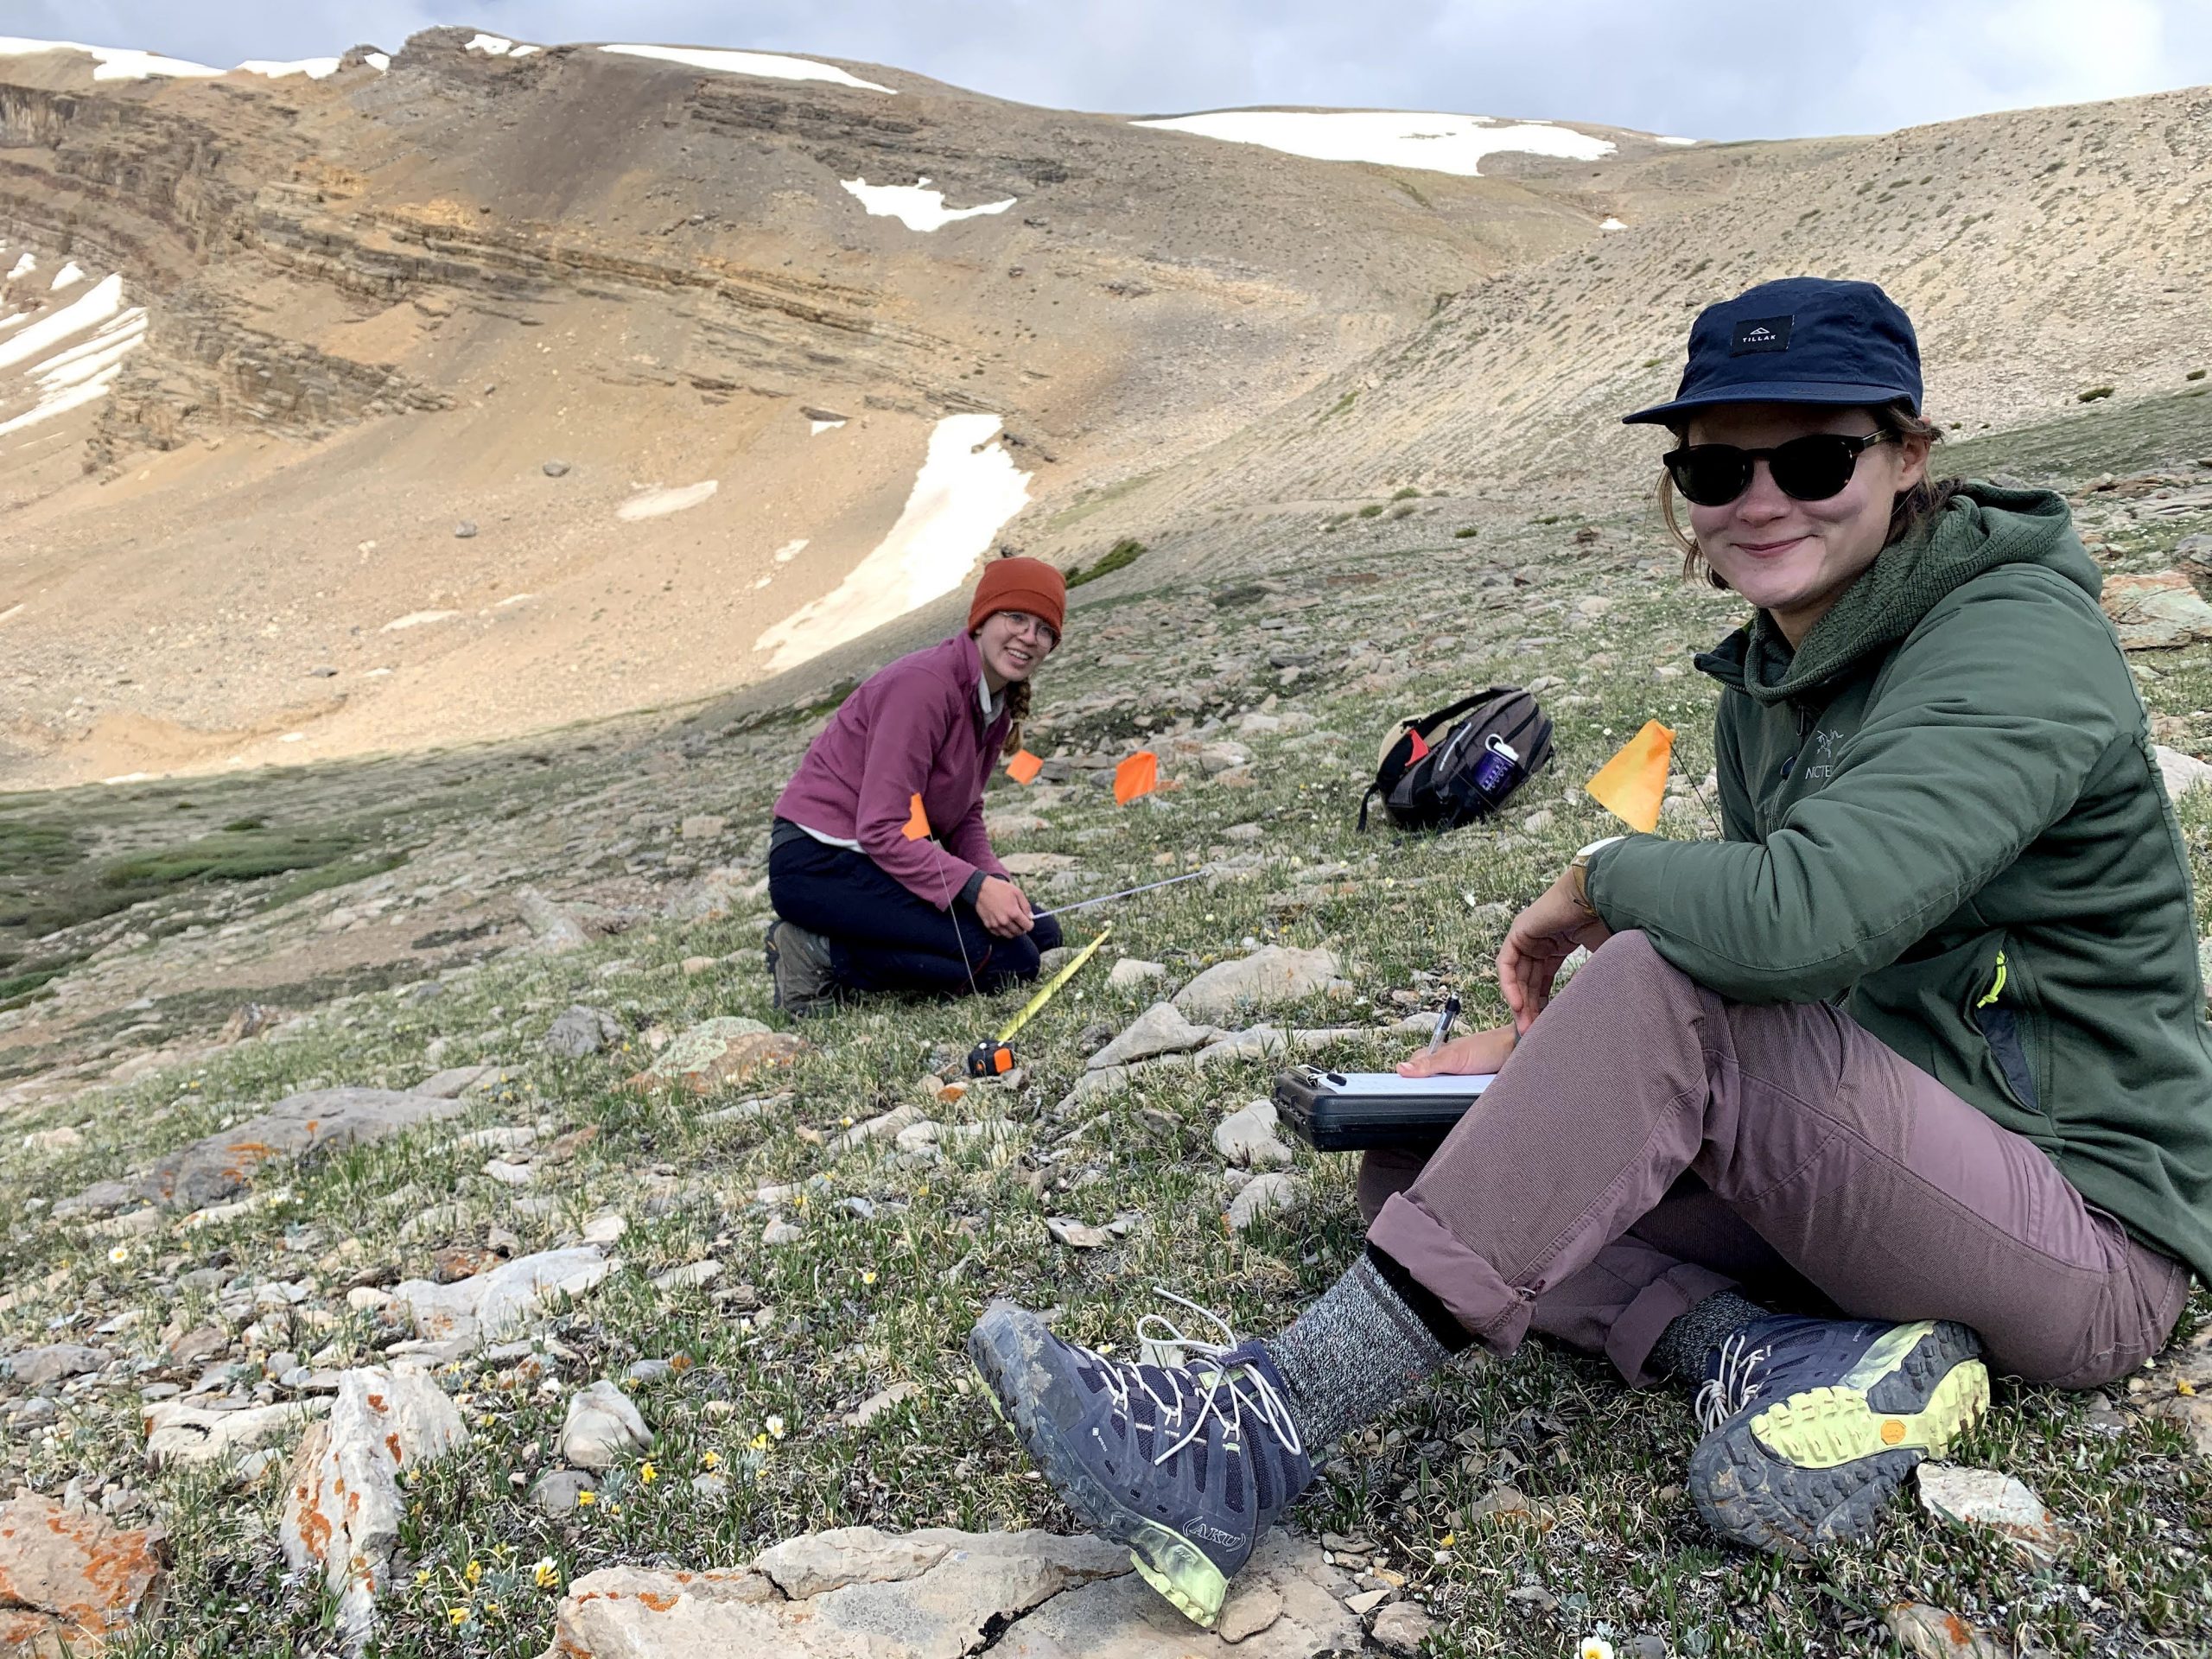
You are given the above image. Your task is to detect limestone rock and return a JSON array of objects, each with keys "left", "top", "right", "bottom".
[
  {"left": 1916, "top": 1463, "right": 2063, "bottom": 1557},
  {"left": 1226, "top": 1173, "right": 1302, "bottom": 1231},
  {"left": 1173, "top": 946, "right": 1349, "bottom": 1020},
  {"left": 1884, "top": 1602, "right": 2015, "bottom": 1658},
  {"left": 986, "top": 812, "right": 1049, "bottom": 841},
  {"left": 143, "top": 1397, "right": 327, "bottom": 1469},
  {"left": 1213, "top": 1099, "right": 1294, "bottom": 1169},
  {"left": 1215, "top": 1580, "right": 1282, "bottom": 1641},
  {"left": 545, "top": 1005, "right": 623, "bottom": 1058},
  {"left": 560, "top": 1380, "right": 651, "bottom": 1470},
  {"left": 2102, "top": 569, "right": 2212, "bottom": 650},
  {"left": 1370, "top": 1599, "right": 1436, "bottom": 1654},
  {"left": 391, "top": 1245, "right": 608, "bottom": 1349},
  {"left": 1085, "top": 1002, "right": 1223, "bottom": 1071},
  {"left": 842, "top": 1382, "right": 923, "bottom": 1429},
  {"left": 626, "top": 1017, "right": 808, "bottom": 1094},
  {"left": 1001, "top": 852, "right": 1076, "bottom": 874},
  {"left": 4, "top": 1344, "right": 109, "bottom": 1389},
  {"left": 2155, "top": 743, "right": 2212, "bottom": 802},
  {"left": 548, "top": 1524, "right": 1357, "bottom": 1656},
  {"left": 0, "top": 1492, "right": 164, "bottom": 1656},
  {"left": 516, "top": 887, "right": 588, "bottom": 950},
  {"left": 1046, "top": 1217, "right": 1114, "bottom": 1249},
  {"left": 123, "top": 1088, "right": 465, "bottom": 1211},
  {"left": 1106, "top": 957, "right": 1167, "bottom": 990},
  {"left": 532, "top": 1469, "right": 597, "bottom": 1513},
  {"left": 279, "top": 1365, "right": 466, "bottom": 1652}
]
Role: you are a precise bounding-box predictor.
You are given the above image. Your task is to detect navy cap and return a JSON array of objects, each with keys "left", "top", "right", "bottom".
[{"left": 1622, "top": 276, "right": 1922, "bottom": 426}]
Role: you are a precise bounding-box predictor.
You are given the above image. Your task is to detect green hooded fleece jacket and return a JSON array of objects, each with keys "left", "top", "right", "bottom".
[{"left": 1584, "top": 482, "right": 2212, "bottom": 1286}]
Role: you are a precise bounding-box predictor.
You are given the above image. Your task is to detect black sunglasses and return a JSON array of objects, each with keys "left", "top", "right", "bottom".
[{"left": 1663, "top": 431, "right": 1891, "bottom": 508}]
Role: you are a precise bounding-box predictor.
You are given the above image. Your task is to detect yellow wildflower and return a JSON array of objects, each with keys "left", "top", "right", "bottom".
[
  {"left": 639, "top": 1461, "right": 658, "bottom": 1485},
  {"left": 1580, "top": 1640, "right": 1614, "bottom": 1659},
  {"left": 575, "top": 1490, "right": 596, "bottom": 1507},
  {"left": 861, "top": 1270, "right": 877, "bottom": 1286},
  {"left": 699, "top": 1450, "right": 721, "bottom": 1470},
  {"left": 750, "top": 1432, "right": 770, "bottom": 1452},
  {"left": 448, "top": 1607, "right": 471, "bottom": 1627},
  {"left": 533, "top": 1557, "right": 558, "bottom": 1588},
  {"left": 465, "top": 1559, "right": 483, "bottom": 1585}
]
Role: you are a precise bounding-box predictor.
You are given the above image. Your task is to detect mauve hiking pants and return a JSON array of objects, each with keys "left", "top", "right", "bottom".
[
  {"left": 1361, "top": 931, "right": 2190, "bottom": 1391},
  {"left": 768, "top": 835, "right": 1063, "bottom": 998}
]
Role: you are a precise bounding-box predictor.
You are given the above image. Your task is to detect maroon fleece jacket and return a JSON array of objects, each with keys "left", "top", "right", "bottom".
[{"left": 772, "top": 632, "right": 1012, "bottom": 908}]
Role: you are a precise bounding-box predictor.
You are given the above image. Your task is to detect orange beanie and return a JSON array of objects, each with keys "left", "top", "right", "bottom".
[{"left": 968, "top": 556, "right": 1066, "bottom": 638}]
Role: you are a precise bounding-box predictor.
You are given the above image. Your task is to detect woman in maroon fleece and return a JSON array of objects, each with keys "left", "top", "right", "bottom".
[{"left": 764, "top": 557, "right": 1067, "bottom": 1012}]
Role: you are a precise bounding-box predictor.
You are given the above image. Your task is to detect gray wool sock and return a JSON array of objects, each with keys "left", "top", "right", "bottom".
[
  {"left": 1263, "top": 1255, "right": 1459, "bottom": 1454},
  {"left": 1644, "top": 1288, "right": 1770, "bottom": 1382}
]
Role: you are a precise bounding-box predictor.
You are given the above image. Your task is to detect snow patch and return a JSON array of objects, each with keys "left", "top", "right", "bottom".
[
  {"left": 842, "top": 177, "right": 1016, "bottom": 232},
  {"left": 48, "top": 262, "right": 83, "bottom": 289},
  {"left": 0, "top": 37, "right": 223, "bottom": 80},
  {"left": 0, "top": 602, "right": 23, "bottom": 625},
  {"left": 236, "top": 57, "right": 342, "bottom": 79},
  {"left": 0, "top": 273, "right": 127, "bottom": 372},
  {"left": 365, "top": 53, "right": 390, "bottom": 73},
  {"left": 772, "top": 538, "right": 808, "bottom": 563},
  {"left": 617, "top": 480, "right": 719, "bottom": 521},
  {"left": 381, "top": 610, "right": 460, "bottom": 632},
  {"left": 495, "top": 593, "right": 536, "bottom": 607},
  {"left": 1655, "top": 135, "right": 1700, "bottom": 146},
  {"left": 601, "top": 44, "right": 893, "bottom": 93},
  {"left": 810, "top": 418, "right": 847, "bottom": 435},
  {"left": 1599, "top": 217, "right": 1626, "bottom": 231},
  {"left": 464, "top": 34, "right": 539, "bottom": 58},
  {"left": 1131, "top": 109, "right": 1614, "bottom": 177},
  {"left": 6, "top": 255, "right": 34, "bottom": 281},
  {"left": 757, "top": 413, "right": 1030, "bottom": 671}
]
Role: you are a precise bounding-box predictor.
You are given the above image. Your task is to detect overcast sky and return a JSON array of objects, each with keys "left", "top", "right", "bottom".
[{"left": 8, "top": 0, "right": 2210, "bottom": 141}]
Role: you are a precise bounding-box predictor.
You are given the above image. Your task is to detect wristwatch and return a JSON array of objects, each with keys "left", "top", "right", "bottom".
[{"left": 1567, "top": 836, "right": 1624, "bottom": 918}]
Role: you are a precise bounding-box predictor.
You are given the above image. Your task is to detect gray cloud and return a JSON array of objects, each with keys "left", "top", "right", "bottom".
[{"left": 8, "top": 0, "right": 2209, "bottom": 140}]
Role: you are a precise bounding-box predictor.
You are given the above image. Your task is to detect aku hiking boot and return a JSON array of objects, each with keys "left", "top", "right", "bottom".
[
  {"left": 1688, "top": 1314, "right": 1989, "bottom": 1556},
  {"left": 969, "top": 1296, "right": 1313, "bottom": 1629},
  {"left": 763, "top": 919, "right": 836, "bottom": 1015}
]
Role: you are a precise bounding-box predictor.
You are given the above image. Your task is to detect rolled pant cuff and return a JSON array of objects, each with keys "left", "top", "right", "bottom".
[
  {"left": 1367, "top": 1192, "right": 1533, "bottom": 1354},
  {"left": 1605, "top": 1262, "right": 1739, "bottom": 1389}
]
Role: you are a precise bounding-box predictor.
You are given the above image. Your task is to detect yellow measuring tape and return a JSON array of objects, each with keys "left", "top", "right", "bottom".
[{"left": 994, "top": 924, "right": 1112, "bottom": 1044}]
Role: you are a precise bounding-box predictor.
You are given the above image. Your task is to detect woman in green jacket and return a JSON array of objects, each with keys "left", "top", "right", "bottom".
[{"left": 966, "top": 276, "right": 2210, "bottom": 1629}]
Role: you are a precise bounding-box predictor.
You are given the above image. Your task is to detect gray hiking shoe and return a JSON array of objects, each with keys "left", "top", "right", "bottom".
[
  {"left": 1688, "top": 1314, "right": 1989, "bottom": 1556},
  {"left": 968, "top": 1295, "right": 1313, "bottom": 1629},
  {"left": 763, "top": 919, "right": 836, "bottom": 1015}
]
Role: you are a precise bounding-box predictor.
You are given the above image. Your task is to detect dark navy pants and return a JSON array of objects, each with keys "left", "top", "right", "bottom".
[{"left": 767, "top": 836, "right": 1063, "bottom": 997}]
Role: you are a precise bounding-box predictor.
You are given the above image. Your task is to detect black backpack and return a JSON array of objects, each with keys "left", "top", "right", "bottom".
[{"left": 1357, "top": 686, "right": 1554, "bottom": 832}]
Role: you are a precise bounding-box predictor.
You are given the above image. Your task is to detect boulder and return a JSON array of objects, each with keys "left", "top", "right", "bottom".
[
  {"left": 546, "top": 1525, "right": 1360, "bottom": 1657},
  {"left": 560, "top": 1380, "right": 651, "bottom": 1470},
  {"left": 545, "top": 1006, "right": 624, "bottom": 1058},
  {"left": 143, "top": 1397, "right": 327, "bottom": 1469},
  {"left": 1213, "top": 1099, "right": 1294, "bottom": 1170},
  {"left": 1173, "top": 946, "right": 1350, "bottom": 1021},
  {"left": 2102, "top": 569, "right": 2212, "bottom": 650},
  {"left": 516, "top": 887, "right": 588, "bottom": 950},
  {"left": 1084, "top": 1002, "right": 1224, "bottom": 1071},
  {"left": 279, "top": 1365, "right": 467, "bottom": 1653},
  {"left": 0, "top": 1492, "right": 164, "bottom": 1656},
  {"left": 391, "top": 1245, "right": 608, "bottom": 1349},
  {"left": 626, "top": 1018, "right": 809, "bottom": 1094},
  {"left": 124, "top": 1088, "right": 466, "bottom": 1212}
]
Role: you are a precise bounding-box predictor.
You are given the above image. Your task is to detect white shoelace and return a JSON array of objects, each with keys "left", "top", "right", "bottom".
[
  {"left": 1694, "top": 1329, "right": 1775, "bottom": 1435},
  {"left": 1078, "top": 1287, "right": 1306, "bottom": 1470}
]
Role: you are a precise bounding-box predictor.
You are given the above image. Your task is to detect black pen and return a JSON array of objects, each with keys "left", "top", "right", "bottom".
[{"left": 1427, "top": 994, "right": 1461, "bottom": 1052}]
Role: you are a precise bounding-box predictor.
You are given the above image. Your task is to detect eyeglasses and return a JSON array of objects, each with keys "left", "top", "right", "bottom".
[
  {"left": 1662, "top": 431, "right": 1892, "bottom": 508},
  {"left": 997, "top": 611, "right": 1059, "bottom": 648}
]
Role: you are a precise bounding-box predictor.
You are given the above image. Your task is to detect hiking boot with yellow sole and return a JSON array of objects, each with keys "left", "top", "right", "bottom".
[{"left": 1689, "top": 1315, "right": 1989, "bottom": 1556}]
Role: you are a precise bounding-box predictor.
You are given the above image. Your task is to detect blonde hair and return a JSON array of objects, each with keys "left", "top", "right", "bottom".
[{"left": 1657, "top": 402, "right": 1959, "bottom": 589}]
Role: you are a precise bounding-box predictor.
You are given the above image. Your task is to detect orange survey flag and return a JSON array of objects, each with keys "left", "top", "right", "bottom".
[
  {"left": 1114, "top": 750, "right": 1160, "bottom": 805},
  {"left": 900, "top": 792, "right": 932, "bottom": 840},
  {"left": 1585, "top": 720, "right": 1675, "bottom": 833},
  {"left": 1007, "top": 749, "right": 1044, "bottom": 785}
]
